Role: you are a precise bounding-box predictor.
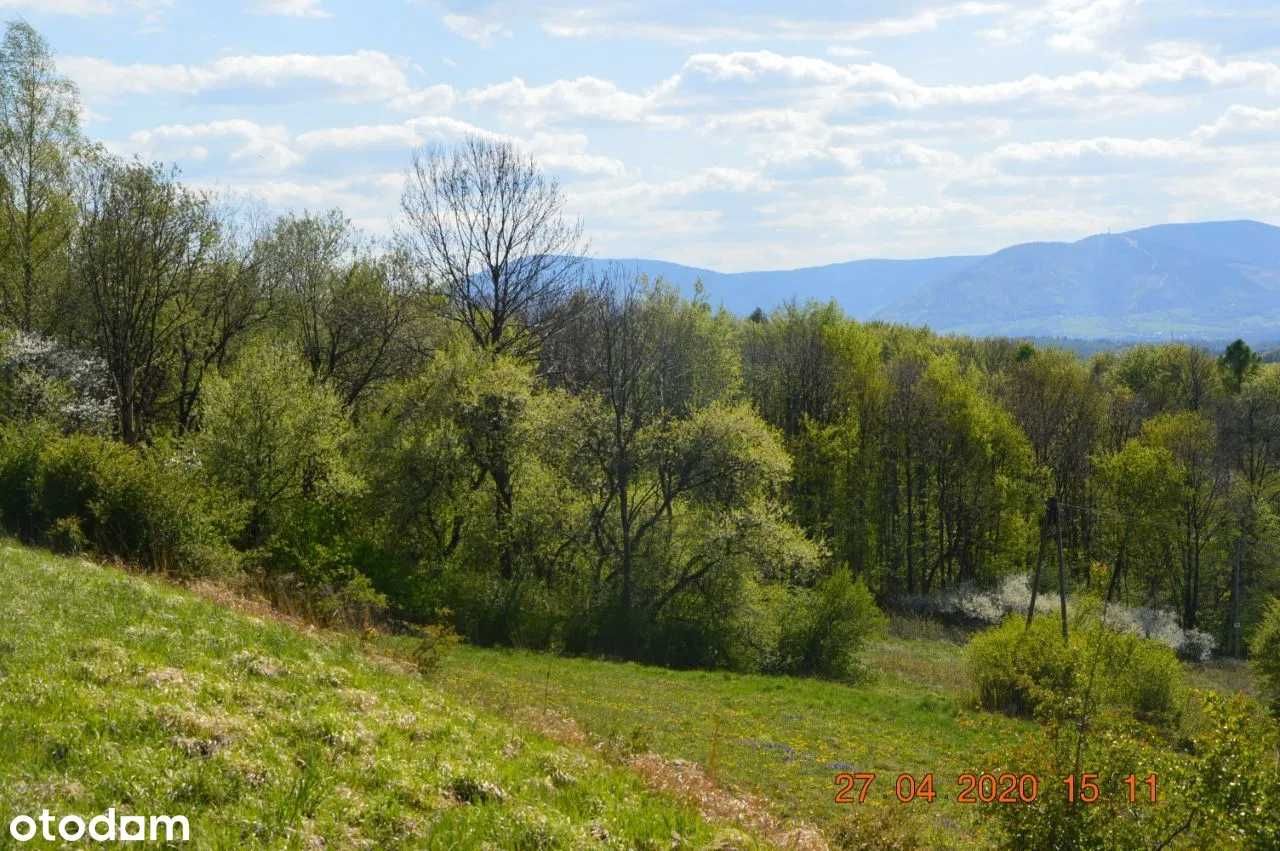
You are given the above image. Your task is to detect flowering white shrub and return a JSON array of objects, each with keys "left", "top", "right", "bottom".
[
  {"left": 897, "top": 573, "right": 1217, "bottom": 661},
  {"left": 1103, "top": 605, "right": 1216, "bottom": 661},
  {"left": 896, "top": 574, "right": 1057, "bottom": 625},
  {"left": 0, "top": 331, "right": 115, "bottom": 433}
]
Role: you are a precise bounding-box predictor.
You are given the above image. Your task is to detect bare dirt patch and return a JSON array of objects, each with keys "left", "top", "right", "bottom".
[{"left": 514, "top": 706, "right": 827, "bottom": 850}]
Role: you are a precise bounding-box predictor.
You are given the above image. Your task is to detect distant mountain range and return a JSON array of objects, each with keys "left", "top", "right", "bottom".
[{"left": 585, "top": 220, "right": 1280, "bottom": 340}]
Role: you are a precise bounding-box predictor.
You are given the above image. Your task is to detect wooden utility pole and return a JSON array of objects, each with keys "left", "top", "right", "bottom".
[{"left": 1026, "top": 510, "right": 1047, "bottom": 628}]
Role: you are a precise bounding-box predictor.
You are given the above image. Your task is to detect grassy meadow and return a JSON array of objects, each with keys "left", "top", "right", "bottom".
[
  {"left": 0, "top": 541, "right": 747, "bottom": 849},
  {"left": 435, "top": 640, "right": 1030, "bottom": 846},
  {"left": 0, "top": 539, "right": 1266, "bottom": 849}
]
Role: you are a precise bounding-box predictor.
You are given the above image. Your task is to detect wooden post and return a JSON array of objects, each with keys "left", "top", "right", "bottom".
[{"left": 1026, "top": 510, "right": 1047, "bottom": 628}]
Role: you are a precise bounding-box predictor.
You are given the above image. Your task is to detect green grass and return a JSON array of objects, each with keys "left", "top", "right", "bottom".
[
  {"left": 432, "top": 625, "right": 1260, "bottom": 848},
  {"left": 434, "top": 635, "right": 1034, "bottom": 847},
  {"left": 0, "top": 542, "right": 746, "bottom": 850},
  {"left": 3, "top": 540, "right": 1259, "bottom": 849}
]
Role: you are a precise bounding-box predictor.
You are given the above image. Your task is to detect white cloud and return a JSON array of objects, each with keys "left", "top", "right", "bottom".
[
  {"left": 537, "top": 2, "right": 1007, "bottom": 44},
  {"left": 858, "top": 141, "right": 964, "bottom": 170},
  {"left": 988, "top": 136, "right": 1207, "bottom": 174},
  {"left": 0, "top": 0, "right": 114, "bottom": 14},
  {"left": 463, "top": 76, "right": 678, "bottom": 127},
  {"left": 827, "top": 45, "right": 871, "bottom": 59},
  {"left": 60, "top": 51, "right": 455, "bottom": 113},
  {"left": 0, "top": 0, "right": 173, "bottom": 24},
  {"left": 1192, "top": 105, "right": 1280, "bottom": 143},
  {"left": 296, "top": 116, "right": 500, "bottom": 152},
  {"left": 571, "top": 167, "right": 773, "bottom": 217},
  {"left": 189, "top": 173, "right": 404, "bottom": 228},
  {"left": 774, "top": 3, "right": 1010, "bottom": 42},
  {"left": 673, "top": 49, "right": 1280, "bottom": 111},
  {"left": 984, "top": 0, "right": 1143, "bottom": 53},
  {"left": 701, "top": 108, "right": 824, "bottom": 135},
  {"left": 389, "top": 84, "right": 457, "bottom": 113},
  {"left": 442, "top": 12, "right": 510, "bottom": 45},
  {"left": 254, "top": 0, "right": 331, "bottom": 18},
  {"left": 296, "top": 118, "right": 625, "bottom": 178},
  {"left": 1166, "top": 167, "right": 1280, "bottom": 219},
  {"left": 41, "top": 0, "right": 1280, "bottom": 268},
  {"left": 760, "top": 147, "right": 861, "bottom": 180},
  {"left": 124, "top": 119, "right": 303, "bottom": 171},
  {"left": 524, "top": 132, "right": 627, "bottom": 177}
]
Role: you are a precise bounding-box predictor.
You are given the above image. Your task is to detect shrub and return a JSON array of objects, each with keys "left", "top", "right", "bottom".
[
  {"left": 774, "top": 567, "right": 885, "bottom": 681},
  {"left": 967, "top": 616, "right": 1077, "bottom": 716},
  {"left": 0, "top": 332, "right": 115, "bottom": 434},
  {"left": 989, "top": 692, "right": 1279, "bottom": 850},
  {"left": 0, "top": 423, "right": 45, "bottom": 537},
  {"left": 1251, "top": 597, "right": 1280, "bottom": 719},
  {"left": 897, "top": 573, "right": 1056, "bottom": 625},
  {"left": 901, "top": 573, "right": 1218, "bottom": 660},
  {"left": 985, "top": 712, "right": 1173, "bottom": 849},
  {"left": 642, "top": 562, "right": 759, "bottom": 670},
  {"left": 313, "top": 573, "right": 389, "bottom": 630},
  {"left": 1176, "top": 629, "right": 1217, "bottom": 663},
  {"left": 0, "top": 431, "right": 241, "bottom": 575},
  {"left": 34, "top": 433, "right": 125, "bottom": 539},
  {"left": 1180, "top": 692, "right": 1280, "bottom": 846},
  {"left": 197, "top": 341, "right": 356, "bottom": 551},
  {"left": 1101, "top": 631, "right": 1185, "bottom": 727},
  {"left": 64, "top": 439, "right": 241, "bottom": 576},
  {"left": 411, "top": 622, "right": 462, "bottom": 678},
  {"left": 829, "top": 802, "right": 925, "bottom": 850},
  {"left": 47, "top": 515, "right": 87, "bottom": 555},
  {"left": 968, "top": 614, "right": 1186, "bottom": 725}
]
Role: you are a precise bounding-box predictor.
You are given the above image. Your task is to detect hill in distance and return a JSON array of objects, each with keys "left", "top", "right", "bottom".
[{"left": 588, "top": 219, "right": 1280, "bottom": 341}]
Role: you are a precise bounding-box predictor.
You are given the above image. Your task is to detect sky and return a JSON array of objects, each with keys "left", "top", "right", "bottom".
[{"left": 13, "top": 0, "right": 1280, "bottom": 271}]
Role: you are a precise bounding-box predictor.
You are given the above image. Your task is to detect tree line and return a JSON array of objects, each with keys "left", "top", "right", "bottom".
[{"left": 0, "top": 20, "right": 1277, "bottom": 674}]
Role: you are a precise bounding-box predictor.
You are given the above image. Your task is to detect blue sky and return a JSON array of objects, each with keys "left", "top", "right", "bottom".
[{"left": 15, "top": 0, "right": 1280, "bottom": 270}]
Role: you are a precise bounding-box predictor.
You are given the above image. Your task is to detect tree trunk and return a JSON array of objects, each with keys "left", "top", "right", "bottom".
[
  {"left": 1105, "top": 539, "right": 1127, "bottom": 603},
  {"left": 1053, "top": 496, "right": 1069, "bottom": 641},
  {"left": 1227, "top": 535, "right": 1244, "bottom": 657},
  {"left": 493, "top": 462, "right": 515, "bottom": 581},
  {"left": 904, "top": 453, "right": 915, "bottom": 595}
]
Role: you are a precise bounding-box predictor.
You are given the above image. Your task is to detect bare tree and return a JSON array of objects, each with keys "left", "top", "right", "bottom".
[{"left": 399, "top": 135, "right": 584, "bottom": 357}]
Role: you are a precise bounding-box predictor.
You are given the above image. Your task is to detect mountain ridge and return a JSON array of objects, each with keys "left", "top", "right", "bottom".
[{"left": 585, "top": 219, "right": 1280, "bottom": 340}]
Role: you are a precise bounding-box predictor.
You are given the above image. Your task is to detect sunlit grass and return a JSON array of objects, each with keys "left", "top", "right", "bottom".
[
  {"left": 0, "top": 541, "right": 736, "bottom": 849},
  {"left": 436, "top": 636, "right": 1034, "bottom": 847},
  {"left": 2, "top": 539, "right": 1258, "bottom": 849},
  {"left": 433, "top": 618, "right": 1259, "bottom": 848}
]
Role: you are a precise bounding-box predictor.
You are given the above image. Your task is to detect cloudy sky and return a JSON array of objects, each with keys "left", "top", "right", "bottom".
[{"left": 18, "top": 0, "right": 1280, "bottom": 270}]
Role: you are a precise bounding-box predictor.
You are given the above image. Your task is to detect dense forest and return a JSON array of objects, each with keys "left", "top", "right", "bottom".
[{"left": 1, "top": 20, "right": 1279, "bottom": 683}]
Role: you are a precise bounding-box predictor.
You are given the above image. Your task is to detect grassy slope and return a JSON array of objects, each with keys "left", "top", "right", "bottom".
[
  {"left": 435, "top": 637, "right": 1034, "bottom": 847},
  {"left": 433, "top": 627, "right": 1257, "bottom": 849},
  {"left": 0, "top": 542, "right": 742, "bottom": 850},
  {"left": 4, "top": 540, "right": 1254, "bottom": 849}
]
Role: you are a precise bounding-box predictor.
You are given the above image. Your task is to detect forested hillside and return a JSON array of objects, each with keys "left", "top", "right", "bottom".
[
  {"left": 0, "top": 18, "right": 1278, "bottom": 675},
  {"left": 2, "top": 19, "right": 1280, "bottom": 848}
]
